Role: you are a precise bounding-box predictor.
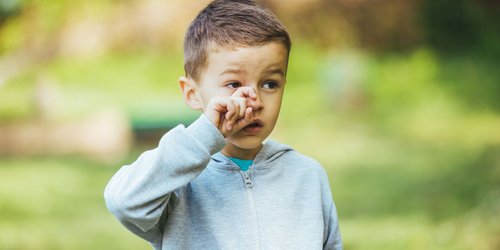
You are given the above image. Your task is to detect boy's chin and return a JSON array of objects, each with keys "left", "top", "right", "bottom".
[{"left": 225, "top": 136, "right": 264, "bottom": 151}]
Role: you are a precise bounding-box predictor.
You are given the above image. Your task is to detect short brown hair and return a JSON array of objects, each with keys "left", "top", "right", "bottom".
[{"left": 184, "top": 0, "right": 291, "bottom": 81}]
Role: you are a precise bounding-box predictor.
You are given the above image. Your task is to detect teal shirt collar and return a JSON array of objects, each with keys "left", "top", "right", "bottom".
[{"left": 228, "top": 157, "right": 253, "bottom": 171}]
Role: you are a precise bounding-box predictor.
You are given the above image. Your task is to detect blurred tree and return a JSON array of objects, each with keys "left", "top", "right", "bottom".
[
  {"left": 421, "top": 0, "right": 481, "bottom": 53},
  {"left": 421, "top": 0, "right": 500, "bottom": 56},
  {"left": 267, "top": 0, "right": 499, "bottom": 55},
  {"left": 339, "top": 0, "right": 422, "bottom": 52},
  {"left": 265, "top": 0, "right": 423, "bottom": 51},
  {"left": 0, "top": 0, "right": 21, "bottom": 25},
  {"left": 0, "top": 0, "right": 22, "bottom": 54}
]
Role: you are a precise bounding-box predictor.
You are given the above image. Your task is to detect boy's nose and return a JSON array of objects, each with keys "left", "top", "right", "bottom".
[{"left": 247, "top": 92, "right": 263, "bottom": 111}]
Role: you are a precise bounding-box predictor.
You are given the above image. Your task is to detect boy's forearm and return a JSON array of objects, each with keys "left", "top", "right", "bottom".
[{"left": 104, "top": 114, "right": 225, "bottom": 233}]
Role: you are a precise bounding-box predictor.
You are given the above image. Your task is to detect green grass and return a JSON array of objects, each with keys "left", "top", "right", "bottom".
[{"left": 0, "top": 157, "right": 150, "bottom": 250}]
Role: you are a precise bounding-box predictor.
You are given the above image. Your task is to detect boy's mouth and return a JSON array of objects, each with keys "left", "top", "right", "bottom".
[{"left": 243, "top": 120, "right": 263, "bottom": 134}]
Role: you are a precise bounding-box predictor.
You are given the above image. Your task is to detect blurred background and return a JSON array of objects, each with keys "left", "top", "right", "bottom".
[{"left": 0, "top": 0, "right": 499, "bottom": 249}]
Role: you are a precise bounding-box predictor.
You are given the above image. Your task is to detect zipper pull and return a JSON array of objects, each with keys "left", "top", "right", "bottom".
[{"left": 242, "top": 171, "right": 253, "bottom": 189}]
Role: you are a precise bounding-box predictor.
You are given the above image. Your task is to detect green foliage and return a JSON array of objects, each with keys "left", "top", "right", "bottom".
[
  {"left": 421, "top": 0, "right": 481, "bottom": 52},
  {"left": 0, "top": 0, "right": 22, "bottom": 28},
  {"left": 0, "top": 50, "right": 188, "bottom": 122},
  {"left": 438, "top": 55, "right": 500, "bottom": 111},
  {"left": 0, "top": 73, "right": 36, "bottom": 120},
  {"left": 420, "top": 0, "right": 500, "bottom": 56}
]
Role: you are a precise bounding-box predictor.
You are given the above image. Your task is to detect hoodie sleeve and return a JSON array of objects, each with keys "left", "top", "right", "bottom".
[
  {"left": 320, "top": 167, "right": 343, "bottom": 250},
  {"left": 323, "top": 199, "right": 343, "bottom": 250},
  {"left": 104, "top": 114, "right": 225, "bottom": 245}
]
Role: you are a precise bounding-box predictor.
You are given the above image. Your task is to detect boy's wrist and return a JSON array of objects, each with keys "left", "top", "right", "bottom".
[{"left": 186, "top": 114, "right": 225, "bottom": 155}]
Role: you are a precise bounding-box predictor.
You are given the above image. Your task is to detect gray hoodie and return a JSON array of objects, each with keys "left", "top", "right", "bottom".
[{"left": 104, "top": 115, "right": 342, "bottom": 250}]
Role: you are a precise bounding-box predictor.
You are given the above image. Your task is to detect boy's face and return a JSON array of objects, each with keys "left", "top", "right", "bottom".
[{"left": 189, "top": 42, "right": 288, "bottom": 156}]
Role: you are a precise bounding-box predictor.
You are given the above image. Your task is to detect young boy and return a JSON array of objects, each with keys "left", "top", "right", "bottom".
[{"left": 104, "top": 0, "right": 342, "bottom": 249}]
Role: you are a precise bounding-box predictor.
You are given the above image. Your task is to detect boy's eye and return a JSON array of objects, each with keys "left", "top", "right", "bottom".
[
  {"left": 225, "top": 82, "right": 241, "bottom": 89},
  {"left": 262, "top": 81, "right": 279, "bottom": 89}
]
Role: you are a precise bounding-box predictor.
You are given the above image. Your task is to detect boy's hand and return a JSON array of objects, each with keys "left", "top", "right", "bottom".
[{"left": 205, "top": 87, "right": 257, "bottom": 137}]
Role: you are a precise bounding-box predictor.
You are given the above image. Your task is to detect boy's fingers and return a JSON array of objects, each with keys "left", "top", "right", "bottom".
[
  {"left": 231, "top": 97, "right": 247, "bottom": 118},
  {"left": 232, "top": 86, "right": 257, "bottom": 100},
  {"left": 233, "top": 99, "right": 241, "bottom": 122},
  {"left": 205, "top": 97, "right": 227, "bottom": 128},
  {"left": 244, "top": 107, "right": 253, "bottom": 123},
  {"left": 208, "top": 97, "right": 232, "bottom": 132},
  {"left": 233, "top": 107, "right": 253, "bottom": 131},
  {"left": 206, "top": 96, "right": 252, "bottom": 137},
  {"left": 227, "top": 99, "right": 240, "bottom": 121},
  {"left": 225, "top": 99, "right": 237, "bottom": 131},
  {"left": 207, "top": 95, "right": 255, "bottom": 136},
  {"left": 224, "top": 99, "right": 235, "bottom": 120}
]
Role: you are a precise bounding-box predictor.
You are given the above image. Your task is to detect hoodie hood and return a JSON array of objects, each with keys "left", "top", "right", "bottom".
[{"left": 210, "top": 139, "right": 293, "bottom": 170}]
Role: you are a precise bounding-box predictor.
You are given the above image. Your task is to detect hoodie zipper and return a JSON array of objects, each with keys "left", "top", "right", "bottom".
[{"left": 242, "top": 170, "right": 261, "bottom": 250}]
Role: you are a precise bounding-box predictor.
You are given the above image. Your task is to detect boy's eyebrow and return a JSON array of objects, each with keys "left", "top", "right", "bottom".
[
  {"left": 266, "top": 68, "right": 285, "bottom": 76},
  {"left": 219, "top": 69, "right": 243, "bottom": 76},
  {"left": 219, "top": 68, "right": 285, "bottom": 76}
]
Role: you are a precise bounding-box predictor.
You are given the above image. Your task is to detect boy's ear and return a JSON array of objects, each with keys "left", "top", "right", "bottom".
[{"left": 179, "top": 76, "right": 203, "bottom": 110}]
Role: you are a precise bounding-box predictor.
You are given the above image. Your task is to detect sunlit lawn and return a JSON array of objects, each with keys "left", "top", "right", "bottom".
[{"left": 0, "top": 157, "right": 150, "bottom": 250}]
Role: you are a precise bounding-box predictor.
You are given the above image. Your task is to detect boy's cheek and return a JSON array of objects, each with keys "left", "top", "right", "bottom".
[{"left": 210, "top": 91, "right": 235, "bottom": 101}]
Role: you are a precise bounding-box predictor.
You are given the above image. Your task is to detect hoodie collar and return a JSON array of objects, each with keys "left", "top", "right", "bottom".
[{"left": 210, "top": 140, "right": 293, "bottom": 171}]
